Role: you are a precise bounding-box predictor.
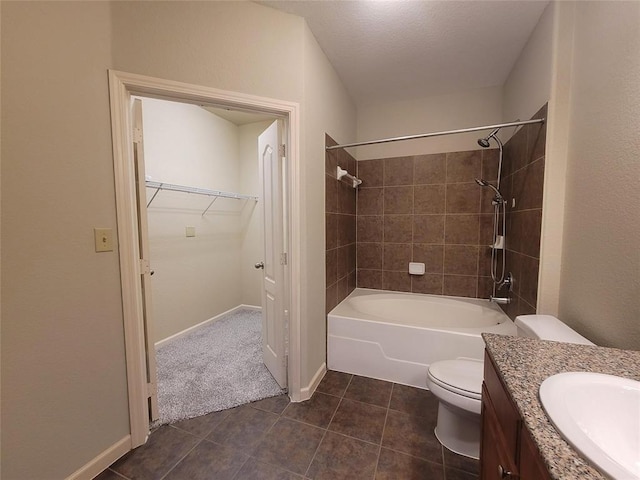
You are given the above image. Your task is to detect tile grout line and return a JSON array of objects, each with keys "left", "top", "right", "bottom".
[
  {"left": 373, "top": 382, "right": 394, "bottom": 479},
  {"left": 106, "top": 468, "right": 131, "bottom": 480},
  {"left": 157, "top": 429, "right": 207, "bottom": 480},
  {"left": 302, "top": 377, "right": 351, "bottom": 478}
]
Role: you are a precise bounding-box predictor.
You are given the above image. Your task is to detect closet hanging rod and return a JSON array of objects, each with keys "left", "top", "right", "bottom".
[
  {"left": 325, "top": 118, "right": 545, "bottom": 150},
  {"left": 145, "top": 180, "right": 258, "bottom": 208}
]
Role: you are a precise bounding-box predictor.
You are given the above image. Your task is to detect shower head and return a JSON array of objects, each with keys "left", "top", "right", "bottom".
[
  {"left": 474, "top": 178, "right": 504, "bottom": 201},
  {"left": 477, "top": 127, "right": 501, "bottom": 148}
]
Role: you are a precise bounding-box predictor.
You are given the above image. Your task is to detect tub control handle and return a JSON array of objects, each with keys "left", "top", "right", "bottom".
[{"left": 498, "top": 465, "right": 513, "bottom": 479}]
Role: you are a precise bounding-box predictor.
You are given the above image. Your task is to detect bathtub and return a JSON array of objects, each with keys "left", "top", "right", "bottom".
[{"left": 327, "top": 288, "right": 516, "bottom": 389}]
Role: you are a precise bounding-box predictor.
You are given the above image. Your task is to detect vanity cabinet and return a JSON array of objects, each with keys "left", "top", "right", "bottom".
[{"left": 480, "top": 350, "right": 552, "bottom": 480}]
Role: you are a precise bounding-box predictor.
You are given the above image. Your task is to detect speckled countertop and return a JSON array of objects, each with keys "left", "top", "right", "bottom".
[{"left": 482, "top": 333, "right": 640, "bottom": 480}]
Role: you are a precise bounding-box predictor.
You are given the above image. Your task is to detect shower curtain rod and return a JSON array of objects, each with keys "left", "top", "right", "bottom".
[{"left": 325, "top": 118, "right": 545, "bottom": 151}]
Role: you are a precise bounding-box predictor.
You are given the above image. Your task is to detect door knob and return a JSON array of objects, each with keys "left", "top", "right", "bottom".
[{"left": 254, "top": 262, "right": 264, "bottom": 269}]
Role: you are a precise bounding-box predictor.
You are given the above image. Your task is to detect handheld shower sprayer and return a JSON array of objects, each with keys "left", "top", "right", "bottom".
[{"left": 474, "top": 178, "right": 504, "bottom": 203}]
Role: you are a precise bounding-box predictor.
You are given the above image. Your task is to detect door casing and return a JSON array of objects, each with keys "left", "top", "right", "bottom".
[{"left": 108, "top": 70, "right": 301, "bottom": 448}]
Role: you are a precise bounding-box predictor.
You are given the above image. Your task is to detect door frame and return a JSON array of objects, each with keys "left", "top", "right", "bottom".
[{"left": 108, "top": 70, "right": 301, "bottom": 448}]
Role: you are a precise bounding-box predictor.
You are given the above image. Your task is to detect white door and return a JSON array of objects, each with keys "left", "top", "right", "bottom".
[
  {"left": 132, "top": 98, "right": 159, "bottom": 421},
  {"left": 258, "top": 120, "right": 288, "bottom": 389}
]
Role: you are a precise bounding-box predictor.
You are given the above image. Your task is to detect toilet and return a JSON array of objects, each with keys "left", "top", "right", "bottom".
[{"left": 426, "top": 314, "right": 594, "bottom": 459}]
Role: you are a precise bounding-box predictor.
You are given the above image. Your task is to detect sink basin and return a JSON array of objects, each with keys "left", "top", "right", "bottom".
[{"left": 539, "top": 372, "right": 640, "bottom": 479}]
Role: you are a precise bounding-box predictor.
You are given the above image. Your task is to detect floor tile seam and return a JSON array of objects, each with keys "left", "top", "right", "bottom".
[
  {"left": 343, "top": 372, "right": 355, "bottom": 396},
  {"left": 156, "top": 436, "right": 212, "bottom": 480},
  {"left": 301, "top": 394, "right": 360, "bottom": 478},
  {"left": 314, "top": 389, "right": 345, "bottom": 401},
  {"left": 371, "top": 400, "right": 390, "bottom": 480},
  {"left": 248, "top": 396, "right": 291, "bottom": 414},
  {"left": 386, "top": 404, "right": 436, "bottom": 420},
  {"left": 385, "top": 382, "right": 394, "bottom": 409},
  {"left": 324, "top": 395, "right": 345, "bottom": 432},
  {"left": 229, "top": 453, "right": 254, "bottom": 480},
  {"left": 281, "top": 409, "right": 339, "bottom": 431},
  {"left": 234, "top": 455, "right": 303, "bottom": 480},
  {"left": 440, "top": 445, "right": 448, "bottom": 479},
  {"left": 303, "top": 420, "right": 331, "bottom": 478},
  {"left": 242, "top": 412, "right": 285, "bottom": 450},
  {"left": 106, "top": 468, "right": 131, "bottom": 480},
  {"left": 324, "top": 426, "right": 384, "bottom": 448},
  {"left": 337, "top": 394, "right": 390, "bottom": 412},
  {"left": 170, "top": 423, "right": 216, "bottom": 439},
  {"left": 380, "top": 443, "right": 446, "bottom": 466},
  {"left": 302, "top": 429, "right": 383, "bottom": 479},
  {"left": 199, "top": 433, "right": 255, "bottom": 451}
]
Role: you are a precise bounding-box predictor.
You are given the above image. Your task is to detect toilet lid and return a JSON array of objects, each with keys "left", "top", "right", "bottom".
[{"left": 428, "top": 359, "right": 483, "bottom": 397}]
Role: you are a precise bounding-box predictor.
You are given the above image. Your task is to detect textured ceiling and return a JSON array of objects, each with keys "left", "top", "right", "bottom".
[{"left": 259, "top": 1, "right": 549, "bottom": 106}]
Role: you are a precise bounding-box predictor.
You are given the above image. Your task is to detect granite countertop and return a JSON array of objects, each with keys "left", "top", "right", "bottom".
[{"left": 482, "top": 333, "right": 640, "bottom": 480}]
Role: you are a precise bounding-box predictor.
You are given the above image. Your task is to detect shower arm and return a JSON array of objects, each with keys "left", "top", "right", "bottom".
[{"left": 325, "top": 118, "right": 545, "bottom": 151}]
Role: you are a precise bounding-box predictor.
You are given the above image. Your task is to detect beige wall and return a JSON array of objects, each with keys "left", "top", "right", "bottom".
[
  {"left": 502, "top": 2, "right": 553, "bottom": 131},
  {"left": 300, "top": 24, "right": 356, "bottom": 380},
  {"left": 557, "top": 1, "right": 640, "bottom": 349},
  {"left": 1, "top": 3, "right": 130, "bottom": 479},
  {"left": 501, "top": 1, "right": 563, "bottom": 317},
  {"left": 2, "top": 1, "right": 357, "bottom": 477},
  {"left": 355, "top": 86, "right": 503, "bottom": 160},
  {"left": 301, "top": 23, "right": 358, "bottom": 383}
]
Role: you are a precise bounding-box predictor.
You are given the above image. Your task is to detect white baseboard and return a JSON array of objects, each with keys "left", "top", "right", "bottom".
[
  {"left": 155, "top": 304, "right": 262, "bottom": 348},
  {"left": 299, "top": 362, "right": 326, "bottom": 401},
  {"left": 65, "top": 435, "right": 130, "bottom": 480},
  {"left": 240, "top": 304, "right": 262, "bottom": 311}
]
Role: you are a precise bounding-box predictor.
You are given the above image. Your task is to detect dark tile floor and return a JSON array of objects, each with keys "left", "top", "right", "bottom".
[{"left": 98, "top": 371, "right": 479, "bottom": 480}]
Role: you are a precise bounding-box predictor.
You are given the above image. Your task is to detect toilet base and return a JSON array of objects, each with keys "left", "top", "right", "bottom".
[{"left": 433, "top": 401, "right": 480, "bottom": 459}]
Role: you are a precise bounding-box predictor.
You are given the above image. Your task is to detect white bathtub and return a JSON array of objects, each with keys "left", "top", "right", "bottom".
[{"left": 327, "top": 288, "right": 516, "bottom": 389}]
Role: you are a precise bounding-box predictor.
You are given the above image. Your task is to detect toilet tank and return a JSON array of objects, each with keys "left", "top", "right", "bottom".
[{"left": 514, "top": 315, "right": 595, "bottom": 345}]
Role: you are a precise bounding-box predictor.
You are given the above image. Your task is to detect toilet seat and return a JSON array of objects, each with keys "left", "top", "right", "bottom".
[{"left": 427, "top": 358, "right": 483, "bottom": 400}]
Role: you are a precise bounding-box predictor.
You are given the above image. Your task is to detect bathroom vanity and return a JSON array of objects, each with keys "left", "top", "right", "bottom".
[{"left": 480, "top": 333, "right": 640, "bottom": 480}]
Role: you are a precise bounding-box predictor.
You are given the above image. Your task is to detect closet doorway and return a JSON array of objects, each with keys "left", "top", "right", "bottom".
[
  {"left": 108, "top": 70, "right": 301, "bottom": 448},
  {"left": 133, "top": 96, "right": 287, "bottom": 426}
]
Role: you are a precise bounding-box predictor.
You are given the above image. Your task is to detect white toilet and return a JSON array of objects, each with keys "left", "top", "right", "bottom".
[{"left": 425, "top": 314, "right": 594, "bottom": 459}]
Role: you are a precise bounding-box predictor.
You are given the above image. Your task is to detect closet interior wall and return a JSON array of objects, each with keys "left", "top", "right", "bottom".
[{"left": 141, "top": 97, "right": 264, "bottom": 343}]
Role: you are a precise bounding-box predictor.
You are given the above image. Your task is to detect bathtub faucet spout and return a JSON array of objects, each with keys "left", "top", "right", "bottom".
[{"left": 489, "top": 296, "right": 511, "bottom": 305}]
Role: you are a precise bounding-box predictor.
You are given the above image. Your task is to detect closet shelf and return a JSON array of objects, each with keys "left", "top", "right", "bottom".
[{"left": 145, "top": 180, "right": 258, "bottom": 215}]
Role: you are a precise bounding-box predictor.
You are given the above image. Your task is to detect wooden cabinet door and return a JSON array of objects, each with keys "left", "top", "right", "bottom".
[
  {"left": 481, "top": 384, "right": 519, "bottom": 480},
  {"left": 519, "top": 427, "right": 551, "bottom": 480}
]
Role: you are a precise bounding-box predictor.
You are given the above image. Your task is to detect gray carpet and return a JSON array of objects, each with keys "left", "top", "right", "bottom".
[{"left": 154, "top": 309, "right": 285, "bottom": 426}]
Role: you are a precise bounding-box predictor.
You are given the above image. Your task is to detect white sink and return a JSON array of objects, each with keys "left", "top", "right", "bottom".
[{"left": 539, "top": 372, "right": 640, "bottom": 479}]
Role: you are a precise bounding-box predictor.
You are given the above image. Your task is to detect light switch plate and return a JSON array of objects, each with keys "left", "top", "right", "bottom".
[
  {"left": 185, "top": 226, "right": 196, "bottom": 237},
  {"left": 94, "top": 228, "right": 113, "bottom": 252}
]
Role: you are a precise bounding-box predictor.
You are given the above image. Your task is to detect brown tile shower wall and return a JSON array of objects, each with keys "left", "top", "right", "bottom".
[
  {"left": 499, "top": 104, "right": 548, "bottom": 320},
  {"left": 355, "top": 148, "right": 500, "bottom": 298},
  {"left": 326, "top": 135, "right": 357, "bottom": 314}
]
